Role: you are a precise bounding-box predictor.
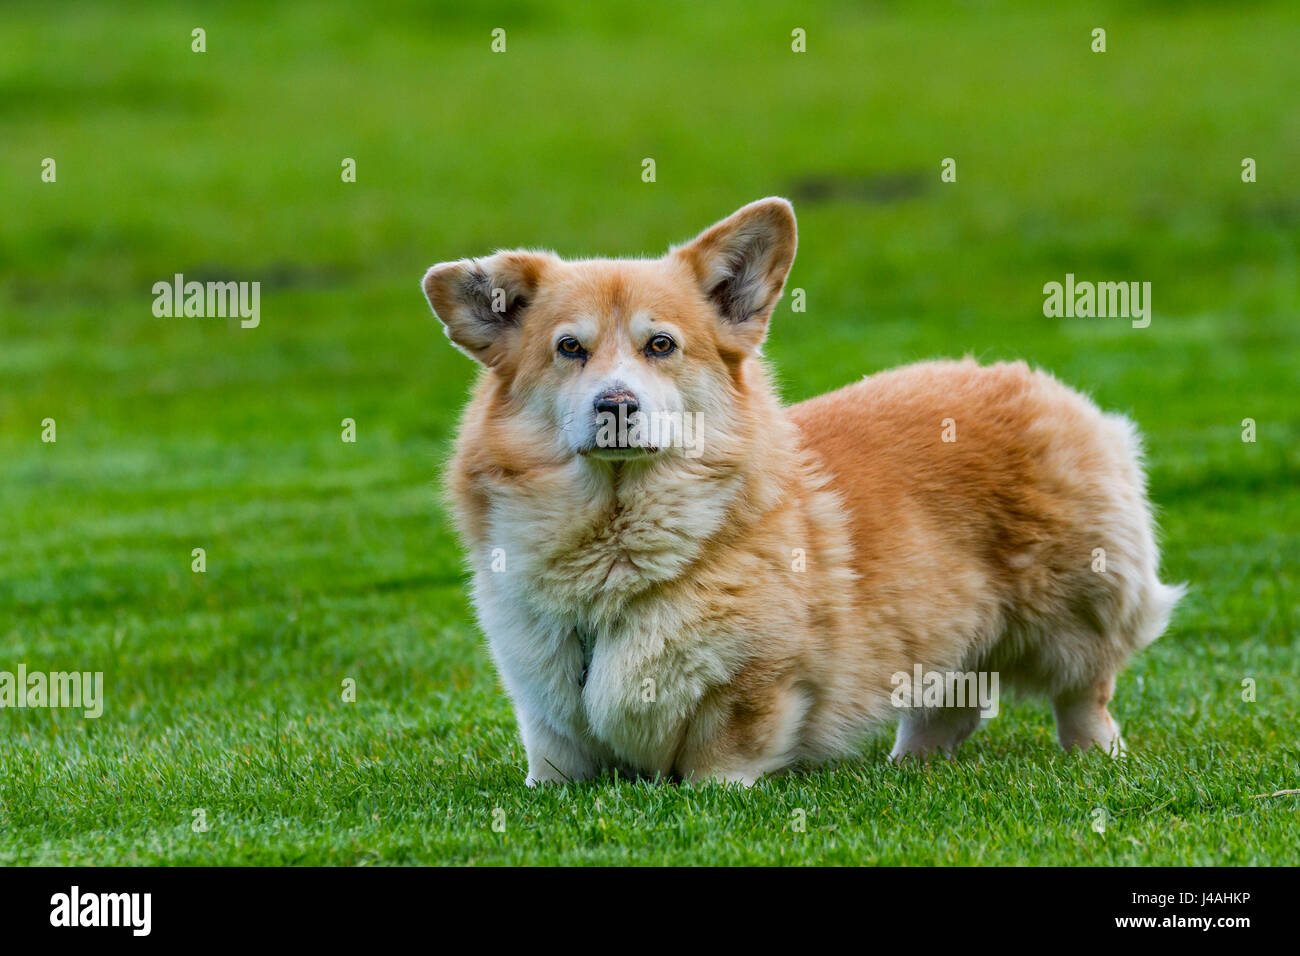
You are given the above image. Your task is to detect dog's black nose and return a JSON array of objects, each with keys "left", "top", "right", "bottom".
[{"left": 594, "top": 389, "right": 639, "bottom": 419}]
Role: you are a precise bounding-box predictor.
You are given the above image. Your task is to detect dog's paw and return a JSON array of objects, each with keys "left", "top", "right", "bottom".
[{"left": 525, "top": 770, "right": 568, "bottom": 787}]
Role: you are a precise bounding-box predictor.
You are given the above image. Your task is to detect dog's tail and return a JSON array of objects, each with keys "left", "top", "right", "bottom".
[{"left": 1135, "top": 580, "right": 1188, "bottom": 649}]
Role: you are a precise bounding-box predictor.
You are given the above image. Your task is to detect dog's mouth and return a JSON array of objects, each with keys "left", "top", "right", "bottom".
[
  {"left": 581, "top": 444, "right": 661, "bottom": 460},
  {"left": 579, "top": 410, "right": 664, "bottom": 459}
]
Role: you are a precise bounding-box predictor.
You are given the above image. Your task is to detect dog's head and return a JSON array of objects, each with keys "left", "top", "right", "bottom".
[{"left": 422, "top": 198, "right": 796, "bottom": 463}]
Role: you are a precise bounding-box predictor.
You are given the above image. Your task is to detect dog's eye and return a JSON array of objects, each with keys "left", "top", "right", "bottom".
[
  {"left": 557, "top": 336, "right": 586, "bottom": 358},
  {"left": 646, "top": 334, "right": 676, "bottom": 356}
]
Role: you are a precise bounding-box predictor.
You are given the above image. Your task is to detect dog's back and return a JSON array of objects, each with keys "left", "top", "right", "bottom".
[{"left": 790, "top": 357, "right": 1183, "bottom": 758}]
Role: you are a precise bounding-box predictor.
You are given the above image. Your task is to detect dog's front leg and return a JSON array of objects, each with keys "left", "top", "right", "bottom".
[
  {"left": 474, "top": 582, "right": 602, "bottom": 785},
  {"left": 674, "top": 677, "right": 815, "bottom": 786},
  {"left": 519, "top": 709, "right": 600, "bottom": 786}
]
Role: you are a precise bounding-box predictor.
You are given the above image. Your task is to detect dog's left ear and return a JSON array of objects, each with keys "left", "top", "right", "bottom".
[{"left": 671, "top": 197, "right": 797, "bottom": 352}]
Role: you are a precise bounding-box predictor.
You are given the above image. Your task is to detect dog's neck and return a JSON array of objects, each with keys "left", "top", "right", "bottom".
[{"left": 502, "top": 405, "right": 799, "bottom": 622}]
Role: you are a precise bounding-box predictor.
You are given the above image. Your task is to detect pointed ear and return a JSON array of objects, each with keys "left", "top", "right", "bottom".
[
  {"left": 671, "top": 197, "right": 797, "bottom": 352},
  {"left": 421, "top": 251, "right": 552, "bottom": 367}
]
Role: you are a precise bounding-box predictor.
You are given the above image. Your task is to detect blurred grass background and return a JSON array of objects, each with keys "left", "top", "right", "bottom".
[{"left": 0, "top": 0, "right": 1296, "bottom": 864}]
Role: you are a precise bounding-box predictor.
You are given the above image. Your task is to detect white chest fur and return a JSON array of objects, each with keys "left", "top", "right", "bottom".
[{"left": 471, "top": 459, "right": 750, "bottom": 775}]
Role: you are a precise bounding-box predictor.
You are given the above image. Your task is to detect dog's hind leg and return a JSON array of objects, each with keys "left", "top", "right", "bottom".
[
  {"left": 889, "top": 705, "right": 983, "bottom": 761},
  {"left": 1050, "top": 577, "right": 1184, "bottom": 757},
  {"left": 1052, "top": 674, "right": 1125, "bottom": 756}
]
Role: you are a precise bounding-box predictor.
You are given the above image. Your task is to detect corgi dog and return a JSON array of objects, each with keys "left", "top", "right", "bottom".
[{"left": 422, "top": 198, "right": 1183, "bottom": 785}]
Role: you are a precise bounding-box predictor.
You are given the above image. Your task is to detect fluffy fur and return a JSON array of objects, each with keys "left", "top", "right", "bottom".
[{"left": 422, "top": 198, "right": 1183, "bottom": 785}]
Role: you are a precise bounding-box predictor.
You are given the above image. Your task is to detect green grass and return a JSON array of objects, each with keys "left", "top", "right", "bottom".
[{"left": 1, "top": 0, "right": 1297, "bottom": 865}]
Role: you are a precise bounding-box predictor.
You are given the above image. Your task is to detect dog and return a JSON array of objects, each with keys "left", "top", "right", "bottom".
[{"left": 422, "top": 198, "right": 1183, "bottom": 785}]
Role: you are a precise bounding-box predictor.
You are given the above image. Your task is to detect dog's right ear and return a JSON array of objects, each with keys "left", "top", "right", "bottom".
[{"left": 422, "top": 251, "right": 551, "bottom": 367}]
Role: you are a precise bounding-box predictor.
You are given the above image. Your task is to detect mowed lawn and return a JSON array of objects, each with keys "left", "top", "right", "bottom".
[{"left": 1, "top": 0, "right": 1297, "bottom": 865}]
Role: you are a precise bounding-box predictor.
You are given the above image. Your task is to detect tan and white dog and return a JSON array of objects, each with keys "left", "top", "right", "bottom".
[{"left": 422, "top": 198, "right": 1183, "bottom": 785}]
